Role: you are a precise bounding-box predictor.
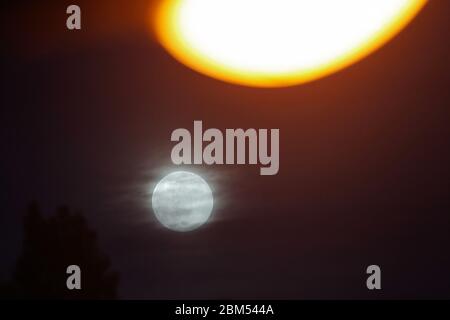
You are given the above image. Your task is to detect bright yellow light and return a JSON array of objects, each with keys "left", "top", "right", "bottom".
[{"left": 153, "top": 0, "right": 427, "bottom": 87}]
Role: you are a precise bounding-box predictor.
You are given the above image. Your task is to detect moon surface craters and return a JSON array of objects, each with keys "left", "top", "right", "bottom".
[{"left": 151, "top": 171, "right": 214, "bottom": 232}]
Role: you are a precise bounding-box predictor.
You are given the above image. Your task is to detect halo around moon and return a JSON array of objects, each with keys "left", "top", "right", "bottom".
[
  {"left": 151, "top": 171, "right": 214, "bottom": 232},
  {"left": 152, "top": 0, "right": 427, "bottom": 87}
]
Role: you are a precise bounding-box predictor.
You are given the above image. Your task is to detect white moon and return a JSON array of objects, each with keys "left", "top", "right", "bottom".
[{"left": 151, "top": 171, "right": 214, "bottom": 232}]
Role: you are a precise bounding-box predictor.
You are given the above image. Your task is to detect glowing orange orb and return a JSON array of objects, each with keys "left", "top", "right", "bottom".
[{"left": 153, "top": 0, "right": 427, "bottom": 87}]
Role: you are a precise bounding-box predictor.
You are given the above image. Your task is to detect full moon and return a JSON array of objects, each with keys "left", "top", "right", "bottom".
[
  {"left": 151, "top": 171, "right": 214, "bottom": 232},
  {"left": 152, "top": 0, "right": 427, "bottom": 87}
]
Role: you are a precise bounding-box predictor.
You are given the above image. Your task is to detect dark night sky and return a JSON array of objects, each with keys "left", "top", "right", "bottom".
[{"left": 1, "top": 1, "right": 450, "bottom": 299}]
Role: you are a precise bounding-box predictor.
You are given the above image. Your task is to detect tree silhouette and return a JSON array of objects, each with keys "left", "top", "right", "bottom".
[{"left": 1, "top": 203, "right": 119, "bottom": 299}]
